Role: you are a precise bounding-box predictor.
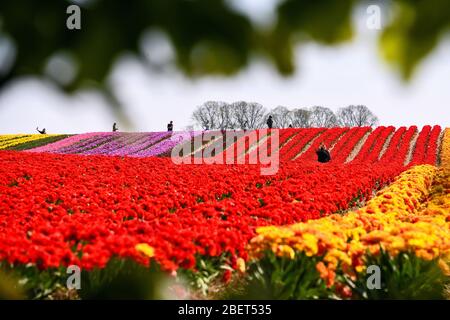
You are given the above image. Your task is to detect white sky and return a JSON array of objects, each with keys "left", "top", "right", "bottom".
[{"left": 0, "top": 1, "right": 449, "bottom": 134}]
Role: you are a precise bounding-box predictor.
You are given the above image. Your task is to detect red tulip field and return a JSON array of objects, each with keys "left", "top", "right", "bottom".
[{"left": 0, "top": 125, "right": 449, "bottom": 299}]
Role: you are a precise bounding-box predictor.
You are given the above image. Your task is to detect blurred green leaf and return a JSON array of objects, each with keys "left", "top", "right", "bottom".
[
  {"left": 379, "top": 0, "right": 450, "bottom": 80},
  {"left": 0, "top": 0, "right": 449, "bottom": 97},
  {"left": 0, "top": 268, "right": 25, "bottom": 300}
]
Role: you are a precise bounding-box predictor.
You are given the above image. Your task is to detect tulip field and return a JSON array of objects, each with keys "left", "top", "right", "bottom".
[{"left": 0, "top": 125, "right": 449, "bottom": 299}]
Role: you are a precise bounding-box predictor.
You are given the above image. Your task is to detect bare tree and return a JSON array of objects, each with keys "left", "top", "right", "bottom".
[
  {"left": 310, "top": 106, "right": 338, "bottom": 127},
  {"left": 192, "top": 101, "right": 218, "bottom": 129},
  {"left": 216, "top": 101, "right": 234, "bottom": 130},
  {"left": 290, "top": 108, "right": 312, "bottom": 127},
  {"left": 246, "top": 102, "right": 267, "bottom": 129},
  {"left": 192, "top": 101, "right": 234, "bottom": 130},
  {"left": 336, "top": 105, "right": 379, "bottom": 127},
  {"left": 270, "top": 106, "right": 292, "bottom": 128},
  {"left": 230, "top": 101, "right": 250, "bottom": 129}
]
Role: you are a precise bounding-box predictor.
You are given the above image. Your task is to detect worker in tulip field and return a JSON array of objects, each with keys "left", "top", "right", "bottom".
[
  {"left": 167, "top": 121, "right": 174, "bottom": 132},
  {"left": 113, "top": 123, "right": 118, "bottom": 132},
  {"left": 316, "top": 143, "right": 331, "bottom": 163},
  {"left": 266, "top": 115, "right": 273, "bottom": 129},
  {"left": 36, "top": 127, "right": 46, "bottom": 134}
]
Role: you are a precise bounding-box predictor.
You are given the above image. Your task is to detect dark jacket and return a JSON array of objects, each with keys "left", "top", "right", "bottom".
[{"left": 316, "top": 148, "right": 331, "bottom": 163}]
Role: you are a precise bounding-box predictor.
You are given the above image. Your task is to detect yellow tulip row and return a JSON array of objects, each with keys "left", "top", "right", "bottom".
[
  {"left": 0, "top": 134, "right": 29, "bottom": 143},
  {"left": 0, "top": 134, "right": 58, "bottom": 150},
  {"left": 248, "top": 129, "right": 450, "bottom": 286},
  {"left": 441, "top": 128, "right": 450, "bottom": 173},
  {"left": 422, "top": 128, "right": 450, "bottom": 223},
  {"left": 0, "top": 135, "right": 31, "bottom": 148}
]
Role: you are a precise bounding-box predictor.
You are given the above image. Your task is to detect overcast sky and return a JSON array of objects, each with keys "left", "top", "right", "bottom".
[{"left": 0, "top": 1, "right": 449, "bottom": 134}]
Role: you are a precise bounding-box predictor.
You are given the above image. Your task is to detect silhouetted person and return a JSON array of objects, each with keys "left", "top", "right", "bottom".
[
  {"left": 316, "top": 143, "right": 331, "bottom": 163},
  {"left": 112, "top": 123, "right": 119, "bottom": 132},
  {"left": 266, "top": 115, "right": 273, "bottom": 129},
  {"left": 167, "top": 121, "right": 173, "bottom": 131},
  {"left": 36, "top": 127, "right": 46, "bottom": 134}
]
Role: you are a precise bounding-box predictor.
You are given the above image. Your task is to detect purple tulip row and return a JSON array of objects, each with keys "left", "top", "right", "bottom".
[
  {"left": 102, "top": 133, "right": 150, "bottom": 156},
  {"left": 119, "top": 132, "right": 172, "bottom": 156},
  {"left": 131, "top": 131, "right": 203, "bottom": 157},
  {"left": 27, "top": 132, "right": 102, "bottom": 153},
  {"left": 81, "top": 132, "right": 170, "bottom": 156},
  {"left": 28, "top": 131, "right": 205, "bottom": 158},
  {"left": 56, "top": 133, "right": 117, "bottom": 154},
  {"left": 81, "top": 133, "right": 146, "bottom": 156}
]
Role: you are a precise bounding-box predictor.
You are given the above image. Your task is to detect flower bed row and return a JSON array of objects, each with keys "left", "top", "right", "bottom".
[
  {"left": 27, "top": 132, "right": 203, "bottom": 158},
  {"left": 0, "top": 134, "right": 61, "bottom": 150},
  {"left": 331, "top": 127, "right": 371, "bottom": 163},
  {"left": 410, "top": 125, "right": 442, "bottom": 165},
  {"left": 280, "top": 128, "right": 325, "bottom": 161},
  {"left": 295, "top": 127, "right": 349, "bottom": 161},
  {"left": 379, "top": 126, "right": 416, "bottom": 163},
  {"left": 27, "top": 133, "right": 106, "bottom": 153}
]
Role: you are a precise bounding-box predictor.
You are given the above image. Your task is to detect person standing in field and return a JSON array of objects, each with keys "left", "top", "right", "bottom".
[
  {"left": 316, "top": 143, "right": 331, "bottom": 163},
  {"left": 167, "top": 121, "right": 174, "bottom": 132},
  {"left": 36, "top": 127, "right": 46, "bottom": 134},
  {"left": 266, "top": 115, "right": 273, "bottom": 129},
  {"left": 113, "top": 123, "right": 119, "bottom": 132}
]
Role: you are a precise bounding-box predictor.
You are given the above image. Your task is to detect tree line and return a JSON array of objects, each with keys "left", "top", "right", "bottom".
[{"left": 192, "top": 102, "right": 379, "bottom": 130}]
